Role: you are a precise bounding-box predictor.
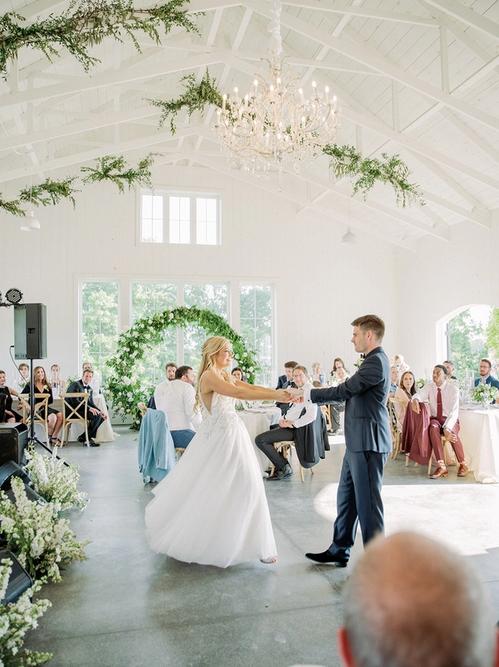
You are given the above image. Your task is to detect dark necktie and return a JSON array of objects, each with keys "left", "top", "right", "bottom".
[{"left": 436, "top": 387, "right": 444, "bottom": 423}]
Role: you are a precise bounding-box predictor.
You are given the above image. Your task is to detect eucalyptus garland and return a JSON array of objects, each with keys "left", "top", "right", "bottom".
[
  {"left": 150, "top": 70, "right": 424, "bottom": 206},
  {"left": 106, "top": 306, "right": 259, "bottom": 428},
  {"left": 0, "top": 0, "right": 198, "bottom": 76},
  {"left": 0, "top": 153, "right": 154, "bottom": 217}
]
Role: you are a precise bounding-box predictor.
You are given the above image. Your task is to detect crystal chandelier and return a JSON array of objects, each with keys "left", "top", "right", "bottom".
[{"left": 215, "top": 0, "right": 338, "bottom": 173}]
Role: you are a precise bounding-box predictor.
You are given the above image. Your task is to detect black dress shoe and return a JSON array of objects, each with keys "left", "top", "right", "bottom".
[
  {"left": 266, "top": 463, "right": 293, "bottom": 481},
  {"left": 77, "top": 434, "right": 86, "bottom": 443},
  {"left": 89, "top": 439, "right": 100, "bottom": 447},
  {"left": 305, "top": 550, "right": 348, "bottom": 566}
]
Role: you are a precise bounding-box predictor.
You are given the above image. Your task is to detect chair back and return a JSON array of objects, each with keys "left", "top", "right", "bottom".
[
  {"left": 62, "top": 393, "right": 88, "bottom": 423},
  {"left": 19, "top": 394, "right": 49, "bottom": 425}
]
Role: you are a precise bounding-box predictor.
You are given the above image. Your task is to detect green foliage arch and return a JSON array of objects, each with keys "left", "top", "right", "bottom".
[{"left": 106, "top": 306, "right": 258, "bottom": 428}]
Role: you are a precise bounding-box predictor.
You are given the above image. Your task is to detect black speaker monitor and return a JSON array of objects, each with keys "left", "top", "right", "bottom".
[
  {"left": 0, "top": 424, "right": 28, "bottom": 466},
  {"left": 0, "top": 550, "right": 33, "bottom": 603},
  {"left": 14, "top": 303, "right": 47, "bottom": 359}
]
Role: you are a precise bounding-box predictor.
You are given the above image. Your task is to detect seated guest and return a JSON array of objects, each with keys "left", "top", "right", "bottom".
[
  {"left": 475, "top": 358, "right": 499, "bottom": 390},
  {"left": 66, "top": 369, "right": 106, "bottom": 447},
  {"left": 154, "top": 365, "right": 201, "bottom": 449},
  {"left": 276, "top": 360, "right": 298, "bottom": 414},
  {"left": 329, "top": 364, "right": 349, "bottom": 435},
  {"left": 338, "top": 532, "right": 499, "bottom": 667},
  {"left": 311, "top": 362, "right": 325, "bottom": 386},
  {"left": 165, "top": 362, "right": 177, "bottom": 382},
  {"left": 50, "top": 363, "right": 65, "bottom": 398},
  {"left": 393, "top": 370, "right": 416, "bottom": 433},
  {"left": 389, "top": 366, "right": 399, "bottom": 397},
  {"left": 411, "top": 364, "right": 468, "bottom": 479},
  {"left": 0, "top": 370, "right": 22, "bottom": 422},
  {"left": 393, "top": 353, "right": 409, "bottom": 375},
  {"left": 330, "top": 357, "right": 349, "bottom": 384},
  {"left": 231, "top": 367, "right": 245, "bottom": 382},
  {"left": 82, "top": 361, "right": 101, "bottom": 395},
  {"left": 256, "top": 365, "right": 318, "bottom": 480},
  {"left": 22, "top": 366, "right": 63, "bottom": 444},
  {"left": 17, "top": 362, "right": 30, "bottom": 391},
  {"left": 443, "top": 359, "right": 458, "bottom": 382}
]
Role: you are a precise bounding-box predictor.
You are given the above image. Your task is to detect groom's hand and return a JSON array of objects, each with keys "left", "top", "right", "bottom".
[{"left": 287, "top": 387, "right": 304, "bottom": 403}]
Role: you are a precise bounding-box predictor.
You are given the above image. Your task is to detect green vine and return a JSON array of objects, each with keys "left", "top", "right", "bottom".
[
  {"left": 0, "top": 153, "right": 154, "bottom": 217},
  {"left": 106, "top": 306, "right": 259, "bottom": 428},
  {"left": 150, "top": 70, "right": 223, "bottom": 133},
  {"left": 0, "top": 0, "right": 198, "bottom": 76},
  {"left": 149, "top": 70, "right": 424, "bottom": 206}
]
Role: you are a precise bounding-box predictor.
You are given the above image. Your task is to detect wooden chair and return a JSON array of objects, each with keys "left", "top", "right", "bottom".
[
  {"left": 320, "top": 405, "right": 332, "bottom": 432},
  {"left": 20, "top": 393, "right": 50, "bottom": 443},
  {"left": 271, "top": 441, "right": 314, "bottom": 482},
  {"left": 427, "top": 435, "right": 458, "bottom": 476},
  {"left": 61, "top": 393, "right": 89, "bottom": 446},
  {"left": 388, "top": 398, "right": 402, "bottom": 459}
]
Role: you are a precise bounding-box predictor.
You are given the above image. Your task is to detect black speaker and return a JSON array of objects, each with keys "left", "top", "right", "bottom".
[
  {"left": 0, "top": 461, "right": 45, "bottom": 504},
  {"left": 0, "top": 424, "right": 28, "bottom": 467},
  {"left": 0, "top": 550, "right": 33, "bottom": 603},
  {"left": 14, "top": 303, "right": 47, "bottom": 359}
]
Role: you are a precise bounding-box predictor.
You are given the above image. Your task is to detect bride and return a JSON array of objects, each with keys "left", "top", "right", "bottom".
[{"left": 145, "top": 336, "right": 291, "bottom": 568}]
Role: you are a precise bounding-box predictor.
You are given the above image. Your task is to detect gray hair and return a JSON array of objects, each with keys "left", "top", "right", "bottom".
[{"left": 343, "top": 532, "right": 496, "bottom": 667}]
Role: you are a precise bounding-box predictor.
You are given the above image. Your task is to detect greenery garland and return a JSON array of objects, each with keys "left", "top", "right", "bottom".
[
  {"left": 0, "top": 153, "right": 154, "bottom": 217},
  {"left": 150, "top": 70, "right": 424, "bottom": 207},
  {"left": 106, "top": 306, "right": 259, "bottom": 428},
  {"left": 0, "top": 0, "right": 198, "bottom": 76}
]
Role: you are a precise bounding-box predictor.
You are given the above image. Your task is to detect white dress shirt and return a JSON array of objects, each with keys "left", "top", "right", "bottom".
[
  {"left": 154, "top": 379, "right": 202, "bottom": 431},
  {"left": 413, "top": 380, "right": 459, "bottom": 431},
  {"left": 285, "top": 382, "right": 317, "bottom": 428}
]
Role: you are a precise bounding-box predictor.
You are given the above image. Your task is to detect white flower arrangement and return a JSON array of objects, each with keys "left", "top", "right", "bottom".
[
  {"left": 0, "top": 478, "right": 88, "bottom": 583},
  {"left": 472, "top": 383, "right": 499, "bottom": 406},
  {"left": 416, "top": 377, "right": 426, "bottom": 390},
  {"left": 25, "top": 450, "right": 88, "bottom": 513},
  {"left": 0, "top": 559, "right": 52, "bottom": 666}
]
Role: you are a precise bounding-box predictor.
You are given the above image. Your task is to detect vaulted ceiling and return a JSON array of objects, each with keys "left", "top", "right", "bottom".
[{"left": 1, "top": 0, "right": 499, "bottom": 247}]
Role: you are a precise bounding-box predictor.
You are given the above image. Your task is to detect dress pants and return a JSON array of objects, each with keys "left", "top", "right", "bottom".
[
  {"left": 329, "top": 401, "right": 345, "bottom": 432},
  {"left": 428, "top": 418, "right": 464, "bottom": 463},
  {"left": 255, "top": 427, "right": 295, "bottom": 470},
  {"left": 329, "top": 449, "right": 388, "bottom": 560},
  {"left": 171, "top": 429, "right": 195, "bottom": 448}
]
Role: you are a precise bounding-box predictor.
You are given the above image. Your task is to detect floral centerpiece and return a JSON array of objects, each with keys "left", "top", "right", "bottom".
[
  {"left": 25, "top": 449, "right": 88, "bottom": 512},
  {"left": 416, "top": 377, "right": 426, "bottom": 390},
  {"left": 471, "top": 383, "right": 499, "bottom": 407}
]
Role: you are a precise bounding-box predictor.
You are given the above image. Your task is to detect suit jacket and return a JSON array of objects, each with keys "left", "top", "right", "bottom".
[
  {"left": 310, "top": 346, "right": 391, "bottom": 454},
  {"left": 293, "top": 408, "right": 329, "bottom": 468},
  {"left": 474, "top": 376, "right": 499, "bottom": 389},
  {"left": 276, "top": 374, "right": 289, "bottom": 390},
  {"left": 66, "top": 380, "right": 98, "bottom": 411},
  {"left": 276, "top": 377, "right": 296, "bottom": 414}
]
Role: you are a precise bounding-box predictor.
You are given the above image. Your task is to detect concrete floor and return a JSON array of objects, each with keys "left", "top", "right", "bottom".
[{"left": 29, "top": 429, "right": 499, "bottom": 667}]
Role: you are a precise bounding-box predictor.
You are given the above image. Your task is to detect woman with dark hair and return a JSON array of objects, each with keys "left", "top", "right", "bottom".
[
  {"left": 394, "top": 371, "right": 416, "bottom": 432},
  {"left": 0, "top": 370, "right": 22, "bottom": 422},
  {"left": 22, "top": 366, "right": 63, "bottom": 444},
  {"left": 330, "top": 357, "right": 349, "bottom": 383},
  {"left": 231, "top": 367, "right": 245, "bottom": 382}
]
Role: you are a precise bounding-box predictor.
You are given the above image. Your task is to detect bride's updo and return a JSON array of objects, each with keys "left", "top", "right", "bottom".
[{"left": 195, "top": 336, "right": 231, "bottom": 408}]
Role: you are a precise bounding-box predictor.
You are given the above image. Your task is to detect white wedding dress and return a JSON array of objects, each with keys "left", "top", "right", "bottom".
[{"left": 144, "top": 392, "right": 277, "bottom": 567}]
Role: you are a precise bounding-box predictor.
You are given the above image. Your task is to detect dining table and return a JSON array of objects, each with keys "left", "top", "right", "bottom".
[{"left": 459, "top": 405, "right": 499, "bottom": 483}]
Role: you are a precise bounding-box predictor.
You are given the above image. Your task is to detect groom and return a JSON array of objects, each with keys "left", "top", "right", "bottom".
[{"left": 289, "top": 315, "right": 391, "bottom": 566}]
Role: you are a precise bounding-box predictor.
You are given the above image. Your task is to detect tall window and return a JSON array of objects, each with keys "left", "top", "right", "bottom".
[
  {"left": 139, "top": 190, "right": 221, "bottom": 245},
  {"left": 183, "top": 283, "right": 229, "bottom": 370},
  {"left": 239, "top": 285, "right": 273, "bottom": 385},
  {"left": 131, "top": 283, "right": 178, "bottom": 387},
  {"left": 80, "top": 282, "right": 119, "bottom": 382},
  {"left": 446, "top": 305, "right": 494, "bottom": 381}
]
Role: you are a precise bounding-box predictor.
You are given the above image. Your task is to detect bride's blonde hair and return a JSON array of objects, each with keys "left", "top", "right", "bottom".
[{"left": 195, "top": 336, "right": 231, "bottom": 409}]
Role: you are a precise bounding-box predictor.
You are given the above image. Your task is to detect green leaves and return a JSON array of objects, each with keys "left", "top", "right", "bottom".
[
  {"left": 322, "top": 144, "right": 424, "bottom": 207},
  {"left": 0, "top": 153, "right": 155, "bottom": 217},
  {"left": 150, "top": 70, "right": 223, "bottom": 133},
  {"left": 0, "top": 0, "right": 198, "bottom": 76}
]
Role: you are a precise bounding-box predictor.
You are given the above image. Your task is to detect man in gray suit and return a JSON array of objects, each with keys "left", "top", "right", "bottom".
[{"left": 290, "top": 314, "right": 391, "bottom": 566}]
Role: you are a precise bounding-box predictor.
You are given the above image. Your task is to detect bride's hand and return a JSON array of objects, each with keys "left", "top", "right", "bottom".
[{"left": 275, "top": 389, "right": 292, "bottom": 402}]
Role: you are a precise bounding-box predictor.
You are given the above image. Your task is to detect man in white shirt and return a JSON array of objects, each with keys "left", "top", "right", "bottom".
[
  {"left": 154, "top": 365, "right": 201, "bottom": 448},
  {"left": 411, "top": 364, "right": 468, "bottom": 479},
  {"left": 256, "top": 365, "right": 317, "bottom": 480}
]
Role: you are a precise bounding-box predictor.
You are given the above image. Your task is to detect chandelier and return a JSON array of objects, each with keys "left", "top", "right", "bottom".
[{"left": 215, "top": 0, "right": 338, "bottom": 173}]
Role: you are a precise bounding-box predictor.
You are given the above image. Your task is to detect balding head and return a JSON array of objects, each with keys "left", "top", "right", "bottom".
[{"left": 339, "top": 532, "right": 498, "bottom": 667}]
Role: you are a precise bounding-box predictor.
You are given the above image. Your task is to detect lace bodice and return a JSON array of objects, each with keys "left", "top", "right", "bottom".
[{"left": 201, "top": 392, "right": 236, "bottom": 419}]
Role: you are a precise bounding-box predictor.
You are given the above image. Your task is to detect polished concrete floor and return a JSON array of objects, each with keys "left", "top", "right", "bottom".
[{"left": 29, "top": 429, "right": 499, "bottom": 667}]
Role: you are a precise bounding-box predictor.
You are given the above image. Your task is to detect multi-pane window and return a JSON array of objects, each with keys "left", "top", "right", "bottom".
[
  {"left": 80, "top": 281, "right": 119, "bottom": 383},
  {"left": 139, "top": 190, "right": 221, "bottom": 245},
  {"left": 183, "top": 284, "right": 229, "bottom": 370},
  {"left": 140, "top": 194, "right": 163, "bottom": 243},
  {"left": 240, "top": 285, "right": 273, "bottom": 386}
]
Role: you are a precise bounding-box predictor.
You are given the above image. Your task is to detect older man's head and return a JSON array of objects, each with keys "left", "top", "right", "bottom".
[{"left": 339, "top": 532, "right": 498, "bottom": 667}]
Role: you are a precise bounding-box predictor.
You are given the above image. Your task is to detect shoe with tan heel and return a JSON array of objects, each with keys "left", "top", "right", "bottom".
[
  {"left": 457, "top": 463, "right": 469, "bottom": 477},
  {"left": 430, "top": 466, "right": 448, "bottom": 479}
]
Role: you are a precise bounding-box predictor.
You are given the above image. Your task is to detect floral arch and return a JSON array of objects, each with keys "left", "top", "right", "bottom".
[{"left": 106, "top": 306, "right": 258, "bottom": 427}]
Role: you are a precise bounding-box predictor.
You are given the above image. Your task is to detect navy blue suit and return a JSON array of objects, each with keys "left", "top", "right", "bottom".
[
  {"left": 474, "top": 376, "right": 499, "bottom": 389},
  {"left": 309, "top": 346, "right": 391, "bottom": 558}
]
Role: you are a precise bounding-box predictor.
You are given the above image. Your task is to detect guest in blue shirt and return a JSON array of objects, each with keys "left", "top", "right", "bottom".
[{"left": 475, "top": 358, "right": 499, "bottom": 403}]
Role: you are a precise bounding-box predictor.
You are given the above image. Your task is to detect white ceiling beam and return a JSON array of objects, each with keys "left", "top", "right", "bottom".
[
  {"left": 441, "top": 109, "right": 499, "bottom": 164},
  {"left": 439, "top": 26, "right": 449, "bottom": 94},
  {"left": 280, "top": 0, "right": 438, "bottom": 27},
  {"left": 423, "top": 0, "right": 499, "bottom": 39},
  {"left": 246, "top": 0, "right": 499, "bottom": 133}
]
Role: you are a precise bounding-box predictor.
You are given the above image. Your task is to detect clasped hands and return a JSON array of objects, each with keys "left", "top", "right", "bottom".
[{"left": 275, "top": 387, "right": 304, "bottom": 404}]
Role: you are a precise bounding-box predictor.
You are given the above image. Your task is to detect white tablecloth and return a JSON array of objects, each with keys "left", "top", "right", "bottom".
[
  {"left": 239, "top": 407, "right": 281, "bottom": 472},
  {"left": 460, "top": 407, "right": 499, "bottom": 483}
]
